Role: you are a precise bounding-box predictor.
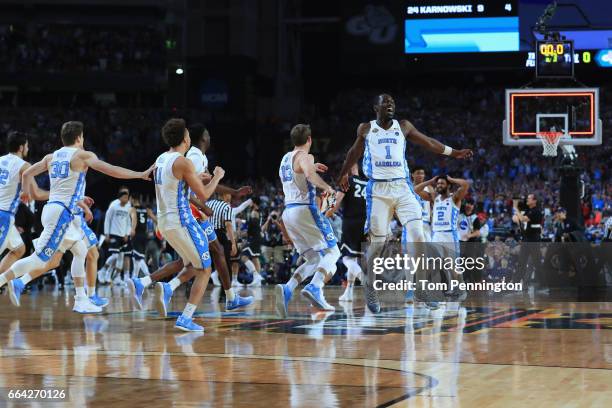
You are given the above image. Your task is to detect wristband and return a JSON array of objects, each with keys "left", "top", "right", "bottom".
[{"left": 442, "top": 145, "right": 452, "bottom": 156}]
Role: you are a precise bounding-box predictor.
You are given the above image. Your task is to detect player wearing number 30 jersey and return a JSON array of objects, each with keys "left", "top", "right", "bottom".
[{"left": 5, "top": 121, "right": 154, "bottom": 314}]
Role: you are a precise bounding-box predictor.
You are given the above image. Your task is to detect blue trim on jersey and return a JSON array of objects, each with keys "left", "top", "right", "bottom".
[
  {"left": 185, "top": 219, "right": 212, "bottom": 268},
  {"left": 177, "top": 180, "right": 192, "bottom": 226},
  {"left": 364, "top": 180, "right": 373, "bottom": 234},
  {"left": 363, "top": 135, "right": 373, "bottom": 178},
  {"left": 0, "top": 211, "right": 12, "bottom": 250},
  {"left": 197, "top": 219, "right": 217, "bottom": 242},
  {"left": 307, "top": 204, "right": 337, "bottom": 249},
  {"left": 68, "top": 172, "right": 86, "bottom": 212},
  {"left": 306, "top": 181, "right": 316, "bottom": 206},
  {"left": 452, "top": 230, "right": 460, "bottom": 256},
  {"left": 81, "top": 217, "right": 98, "bottom": 248},
  {"left": 36, "top": 203, "right": 73, "bottom": 262},
  {"left": 8, "top": 182, "right": 21, "bottom": 215}
]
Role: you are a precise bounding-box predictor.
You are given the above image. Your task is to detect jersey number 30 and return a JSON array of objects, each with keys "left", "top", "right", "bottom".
[{"left": 50, "top": 161, "right": 70, "bottom": 179}]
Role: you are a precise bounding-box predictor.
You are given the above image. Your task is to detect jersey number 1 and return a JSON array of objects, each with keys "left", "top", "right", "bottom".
[{"left": 385, "top": 145, "right": 392, "bottom": 160}]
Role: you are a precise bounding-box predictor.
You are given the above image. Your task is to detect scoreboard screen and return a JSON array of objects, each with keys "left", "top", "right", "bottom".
[{"left": 536, "top": 40, "right": 574, "bottom": 78}]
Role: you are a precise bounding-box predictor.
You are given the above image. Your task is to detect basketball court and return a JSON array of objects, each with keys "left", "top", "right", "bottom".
[{"left": 1, "top": 286, "right": 610, "bottom": 407}]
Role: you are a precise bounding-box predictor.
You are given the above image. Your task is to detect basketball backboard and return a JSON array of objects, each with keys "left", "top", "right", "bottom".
[{"left": 503, "top": 88, "right": 601, "bottom": 146}]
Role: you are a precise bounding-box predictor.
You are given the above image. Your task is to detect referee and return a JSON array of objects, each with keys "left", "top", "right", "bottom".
[{"left": 206, "top": 195, "right": 237, "bottom": 280}]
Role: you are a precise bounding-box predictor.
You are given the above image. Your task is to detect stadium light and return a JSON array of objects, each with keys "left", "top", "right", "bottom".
[{"left": 175, "top": 67, "right": 184, "bottom": 75}]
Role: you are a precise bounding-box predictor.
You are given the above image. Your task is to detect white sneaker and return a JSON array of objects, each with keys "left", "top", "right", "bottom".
[
  {"left": 231, "top": 278, "right": 240, "bottom": 287},
  {"left": 98, "top": 268, "right": 107, "bottom": 284},
  {"left": 211, "top": 271, "right": 221, "bottom": 287},
  {"left": 339, "top": 289, "right": 353, "bottom": 302},
  {"left": 73, "top": 297, "right": 102, "bottom": 314},
  {"left": 247, "top": 273, "right": 263, "bottom": 287}
]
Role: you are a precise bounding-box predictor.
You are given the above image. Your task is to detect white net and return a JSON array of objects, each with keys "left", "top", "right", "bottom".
[{"left": 537, "top": 132, "right": 563, "bottom": 157}]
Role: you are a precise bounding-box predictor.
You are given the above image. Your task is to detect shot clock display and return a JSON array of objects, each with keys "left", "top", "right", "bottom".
[{"left": 536, "top": 40, "right": 574, "bottom": 78}]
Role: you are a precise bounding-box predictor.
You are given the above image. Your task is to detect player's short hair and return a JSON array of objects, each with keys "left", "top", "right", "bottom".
[
  {"left": 437, "top": 175, "right": 449, "bottom": 184},
  {"left": 290, "top": 124, "right": 311, "bottom": 146},
  {"left": 189, "top": 123, "right": 208, "bottom": 147},
  {"left": 7, "top": 131, "right": 28, "bottom": 153},
  {"left": 60, "top": 121, "right": 84, "bottom": 146},
  {"left": 412, "top": 165, "right": 426, "bottom": 173},
  {"left": 162, "top": 118, "right": 187, "bottom": 147}
]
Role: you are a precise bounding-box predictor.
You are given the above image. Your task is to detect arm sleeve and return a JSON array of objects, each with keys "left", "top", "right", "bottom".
[{"left": 233, "top": 199, "right": 252, "bottom": 216}]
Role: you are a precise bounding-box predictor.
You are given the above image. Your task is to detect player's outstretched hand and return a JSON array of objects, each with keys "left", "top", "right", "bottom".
[
  {"left": 83, "top": 196, "right": 95, "bottom": 207},
  {"left": 337, "top": 174, "right": 349, "bottom": 192},
  {"left": 213, "top": 166, "right": 225, "bottom": 179},
  {"left": 235, "top": 186, "right": 253, "bottom": 197},
  {"left": 141, "top": 164, "right": 156, "bottom": 180},
  {"left": 315, "top": 163, "right": 328, "bottom": 173},
  {"left": 451, "top": 149, "right": 473, "bottom": 159}
]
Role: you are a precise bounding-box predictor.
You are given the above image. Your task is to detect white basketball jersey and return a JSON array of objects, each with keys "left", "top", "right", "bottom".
[
  {"left": 279, "top": 151, "right": 314, "bottom": 206},
  {"left": 154, "top": 151, "right": 191, "bottom": 231},
  {"left": 186, "top": 146, "right": 208, "bottom": 174},
  {"left": 48, "top": 147, "right": 86, "bottom": 212},
  {"left": 419, "top": 185, "right": 432, "bottom": 224},
  {"left": 432, "top": 195, "right": 460, "bottom": 232},
  {"left": 0, "top": 153, "right": 26, "bottom": 215},
  {"left": 362, "top": 120, "right": 409, "bottom": 180}
]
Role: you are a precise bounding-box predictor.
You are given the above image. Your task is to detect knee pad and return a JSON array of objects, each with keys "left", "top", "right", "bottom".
[
  {"left": 70, "top": 240, "right": 88, "bottom": 278},
  {"left": 11, "top": 254, "right": 46, "bottom": 278}
]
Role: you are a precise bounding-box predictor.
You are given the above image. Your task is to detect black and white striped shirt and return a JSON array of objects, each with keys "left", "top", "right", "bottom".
[{"left": 206, "top": 199, "right": 232, "bottom": 231}]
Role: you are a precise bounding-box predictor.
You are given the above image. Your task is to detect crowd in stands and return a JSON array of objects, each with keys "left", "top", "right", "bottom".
[{"left": 0, "top": 24, "right": 164, "bottom": 74}]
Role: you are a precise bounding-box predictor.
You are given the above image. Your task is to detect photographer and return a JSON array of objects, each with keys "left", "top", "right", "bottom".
[{"left": 261, "top": 209, "right": 285, "bottom": 281}]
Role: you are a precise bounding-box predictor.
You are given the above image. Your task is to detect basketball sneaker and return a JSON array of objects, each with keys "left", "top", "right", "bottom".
[
  {"left": 365, "top": 283, "right": 381, "bottom": 314},
  {"left": 175, "top": 315, "right": 204, "bottom": 332},
  {"left": 73, "top": 296, "right": 103, "bottom": 314},
  {"left": 8, "top": 279, "right": 25, "bottom": 307},
  {"left": 89, "top": 294, "right": 109, "bottom": 308},
  {"left": 275, "top": 284, "right": 292, "bottom": 317},
  {"left": 127, "top": 277, "right": 145, "bottom": 310},
  {"left": 248, "top": 273, "right": 263, "bottom": 287},
  {"left": 226, "top": 294, "right": 254, "bottom": 311},
  {"left": 155, "top": 282, "right": 173, "bottom": 317},
  {"left": 301, "top": 284, "right": 335, "bottom": 311},
  {"left": 339, "top": 287, "right": 353, "bottom": 302}
]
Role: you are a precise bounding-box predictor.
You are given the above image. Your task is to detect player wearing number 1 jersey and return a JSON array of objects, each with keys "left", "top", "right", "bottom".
[
  {"left": 5, "top": 121, "right": 153, "bottom": 313},
  {"left": 337, "top": 94, "right": 472, "bottom": 313}
]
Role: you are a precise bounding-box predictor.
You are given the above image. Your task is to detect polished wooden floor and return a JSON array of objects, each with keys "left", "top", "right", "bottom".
[{"left": 1, "top": 283, "right": 611, "bottom": 407}]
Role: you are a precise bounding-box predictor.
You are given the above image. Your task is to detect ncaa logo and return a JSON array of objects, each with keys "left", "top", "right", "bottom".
[
  {"left": 326, "top": 233, "right": 335, "bottom": 241},
  {"left": 44, "top": 248, "right": 54, "bottom": 257}
]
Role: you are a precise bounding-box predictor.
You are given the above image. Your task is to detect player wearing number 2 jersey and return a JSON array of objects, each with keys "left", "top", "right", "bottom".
[
  {"left": 337, "top": 94, "right": 472, "bottom": 313},
  {"left": 5, "top": 121, "right": 153, "bottom": 314}
]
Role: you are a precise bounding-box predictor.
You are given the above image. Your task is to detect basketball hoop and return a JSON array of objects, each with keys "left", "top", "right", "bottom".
[{"left": 537, "top": 131, "right": 564, "bottom": 157}]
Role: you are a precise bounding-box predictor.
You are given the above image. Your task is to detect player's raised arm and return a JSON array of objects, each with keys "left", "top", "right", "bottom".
[
  {"left": 337, "top": 122, "right": 369, "bottom": 191},
  {"left": 176, "top": 156, "right": 225, "bottom": 202},
  {"left": 414, "top": 176, "right": 437, "bottom": 202},
  {"left": 447, "top": 176, "right": 471, "bottom": 205},
  {"left": 296, "top": 152, "right": 334, "bottom": 194},
  {"left": 22, "top": 154, "right": 52, "bottom": 201},
  {"left": 400, "top": 120, "right": 472, "bottom": 159},
  {"left": 81, "top": 151, "right": 154, "bottom": 180}
]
